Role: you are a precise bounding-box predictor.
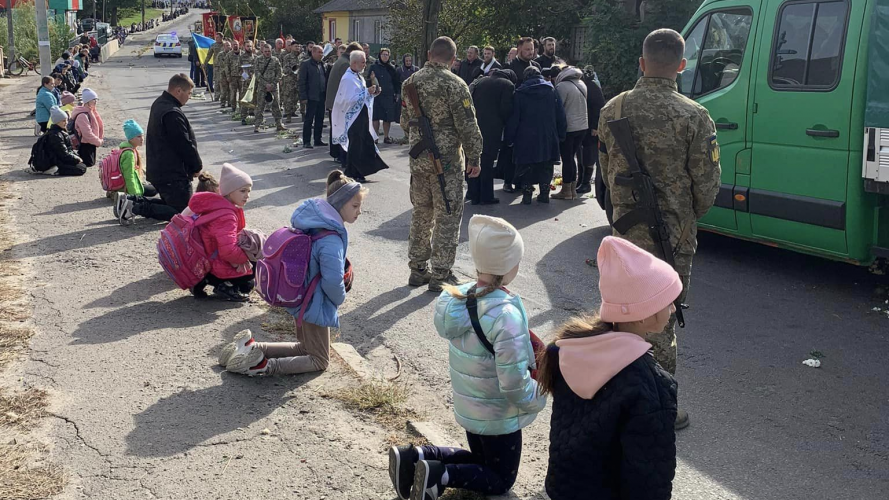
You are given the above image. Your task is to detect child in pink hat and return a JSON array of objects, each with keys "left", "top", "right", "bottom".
[{"left": 536, "top": 236, "right": 681, "bottom": 500}]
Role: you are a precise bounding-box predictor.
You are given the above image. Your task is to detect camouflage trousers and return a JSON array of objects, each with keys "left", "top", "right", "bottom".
[
  {"left": 255, "top": 88, "right": 282, "bottom": 127},
  {"left": 281, "top": 76, "right": 299, "bottom": 116},
  {"left": 408, "top": 168, "right": 465, "bottom": 280},
  {"left": 217, "top": 74, "right": 230, "bottom": 106},
  {"left": 229, "top": 78, "right": 243, "bottom": 112},
  {"left": 647, "top": 272, "right": 691, "bottom": 375}
]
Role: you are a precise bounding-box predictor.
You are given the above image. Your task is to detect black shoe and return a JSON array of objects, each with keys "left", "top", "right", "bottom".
[
  {"left": 303, "top": 143, "right": 314, "bottom": 149},
  {"left": 314, "top": 140, "right": 328, "bottom": 146},
  {"left": 237, "top": 279, "right": 255, "bottom": 295},
  {"left": 521, "top": 189, "right": 533, "bottom": 205},
  {"left": 576, "top": 183, "right": 592, "bottom": 194},
  {"left": 480, "top": 198, "right": 500, "bottom": 205},
  {"left": 537, "top": 185, "right": 550, "bottom": 204},
  {"left": 213, "top": 282, "right": 249, "bottom": 302},
  {"left": 502, "top": 183, "right": 516, "bottom": 193},
  {"left": 355, "top": 176, "right": 367, "bottom": 183},
  {"left": 388, "top": 445, "right": 417, "bottom": 500},
  {"left": 191, "top": 283, "right": 208, "bottom": 299},
  {"left": 410, "top": 460, "right": 445, "bottom": 500},
  {"left": 470, "top": 199, "right": 480, "bottom": 205}
]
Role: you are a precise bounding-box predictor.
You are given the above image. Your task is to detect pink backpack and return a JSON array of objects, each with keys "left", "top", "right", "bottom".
[
  {"left": 255, "top": 227, "right": 338, "bottom": 324},
  {"left": 157, "top": 211, "right": 230, "bottom": 289},
  {"left": 98, "top": 148, "right": 131, "bottom": 192}
]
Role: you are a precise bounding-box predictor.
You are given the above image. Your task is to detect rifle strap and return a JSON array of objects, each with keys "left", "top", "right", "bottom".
[{"left": 613, "top": 91, "right": 628, "bottom": 120}]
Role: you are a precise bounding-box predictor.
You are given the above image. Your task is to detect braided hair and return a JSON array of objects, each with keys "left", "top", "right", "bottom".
[{"left": 442, "top": 274, "right": 504, "bottom": 300}]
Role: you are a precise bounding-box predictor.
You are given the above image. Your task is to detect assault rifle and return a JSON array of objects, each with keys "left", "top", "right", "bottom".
[
  {"left": 402, "top": 82, "right": 451, "bottom": 214},
  {"left": 607, "top": 117, "right": 686, "bottom": 328}
]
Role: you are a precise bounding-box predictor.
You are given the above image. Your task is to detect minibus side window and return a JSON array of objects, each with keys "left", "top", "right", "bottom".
[
  {"left": 770, "top": 0, "right": 849, "bottom": 90},
  {"left": 680, "top": 9, "right": 754, "bottom": 99}
]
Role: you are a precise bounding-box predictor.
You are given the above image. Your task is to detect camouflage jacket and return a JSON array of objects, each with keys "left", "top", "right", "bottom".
[
  {"left": 400, "top": 61, "right": 483, "bottom": 175},
  {"left": 282, "top": 52, "right": 301, "bottom": 80},
  {"left": 254, "top": 54, "right": 282, "bottom": 87},
  {"left": 598, "top": 77, "right": 721, "bottom": 264},
  {"left": 214, "top": 50, "right": 229, "bottom": 77},
  {"left": 223, "top": 50, "right": 242, "bottom": 79},
  {"left": 206, "top": 41, "right": 223, "bottom": 65},
  {"left": 237, "top": 51, "right": 256, "bottom": 79}
]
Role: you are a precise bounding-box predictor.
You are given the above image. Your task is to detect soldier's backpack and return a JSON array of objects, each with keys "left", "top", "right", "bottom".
[
  {"left": 255, "top": 227, "right": 338, "bottom": 325},
  {"left": 98, "top": 148, "right": 132, "bottom": 192},
  {"left": 67, "top": 109, "right": 91, "bottom": 148},
  {"left": 157, "top": 210, "right": 232, "bottom": 290},
  {"left": 28, "top": 134, "right": 52, "bottom": 172}
]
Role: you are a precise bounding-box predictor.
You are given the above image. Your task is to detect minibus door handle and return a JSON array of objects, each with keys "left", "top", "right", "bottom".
[
  {"left": 715, "top": 122, "right": 738, "bottom": 130},
  {"left": 806, "top": 128, "right": 840, "bottom": 138}
]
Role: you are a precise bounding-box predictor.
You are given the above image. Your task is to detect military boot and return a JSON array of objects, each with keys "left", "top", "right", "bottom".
[
  {"left": 408, "top": 268, "right": 431, "bottom": 287},
  {"left": 537, "top": 184, "right": 550, "bottom": 204},
  {"left": 428, "top": 272, "right": 463, "bottom": 293},
  {"left": 276, "top": 122, "right": 287, "bottom": 132}
]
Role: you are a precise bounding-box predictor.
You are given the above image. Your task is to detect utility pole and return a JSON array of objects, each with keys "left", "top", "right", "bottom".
[
  {"left": 35, "top": 0, "right": 53, "bottom": 75},
  {"left": 141, "top": 0, "right": 145, "bottom": 30},
  {"left": 93, "top": 0, "right": 96, "bottom": 21},
  {"left": 418, "top": 0, "right": 441, "bottom": 67},
  {"left": 5, "top": 0, "right": 15, "bottom": 63}
]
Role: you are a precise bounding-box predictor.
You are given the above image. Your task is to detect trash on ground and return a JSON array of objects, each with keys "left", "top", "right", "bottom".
[
  {"left": 585, "top": 258, "right": 597, "bottom": 268},
  {"left": 802, "top": 359, "right": 821, "bottom": 368}
]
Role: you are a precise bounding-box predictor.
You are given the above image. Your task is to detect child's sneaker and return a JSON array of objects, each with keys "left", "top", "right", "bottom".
[
  {"left": 226, "top": 351, "right": 267, "bottom": 375},
  {"left": 213, "top": 282, "right": 249, "bottom": 302},
  {"left": 191, "top": 282, "right": 208, "bottom": 299},
  {"left": 218, "top": 329, "right": 255, "bottom": 367},
  {"left": 410, "top": 460, "right": 445, "bottom": 500},
  {"left": 118, "top": 197, "right": 135, "bottom": 226},
  {"left": 389, "top": 445, "right": 419, "bottom": 500},
  {"left": 113, "top": 192, "right": 129, "bottom": 219}
]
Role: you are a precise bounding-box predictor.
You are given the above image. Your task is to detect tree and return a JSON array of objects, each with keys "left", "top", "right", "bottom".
[
  {"left": 266, "top": 0, "right": 323, "bottom": 43},
  {"left": 2, "top": 1, "right": 73, "bottom": 62}
]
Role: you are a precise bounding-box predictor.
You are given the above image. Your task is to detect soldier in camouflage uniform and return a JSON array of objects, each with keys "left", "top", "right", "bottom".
[
  {"left": 401, "top": 36, "right": 483, "bottom": 292},
  {"left": 598, "top": 29, "right": 721, "bottom": 430},
  {"left": 204, "top": 34, "right": 224, "bottom": 98},
  {"left": 254, "top": 44, "right": 286, "bottom": 132},
  {"left": 215, "top": 41, "right": 232, "bottom": 109},
  {"left": 226, "top": 41, "right": 244, "bottom": 113},
  {"left": 242, "top": 41, "right": 258, "bottom": 114},
  {"left": 281, "top": 42, "right": 301, "bottom": 123}
]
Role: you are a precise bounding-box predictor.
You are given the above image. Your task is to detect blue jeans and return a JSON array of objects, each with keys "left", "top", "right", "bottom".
[{"left": 420, "top": 430, "right": 522, "bottom": 495}]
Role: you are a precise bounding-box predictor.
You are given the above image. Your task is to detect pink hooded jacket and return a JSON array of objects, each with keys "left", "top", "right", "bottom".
[
  {"left": 188, "top": 192, "right": 251, "bottom": 280},
  {"left": 71, "top": 105, "right": 105, "bottom": 147},
  {"left": 556, "top": 331, "right": 652, "bottom": 399}
]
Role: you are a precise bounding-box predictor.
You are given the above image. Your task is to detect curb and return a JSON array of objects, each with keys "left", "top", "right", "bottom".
[{"left": 330, "top": 342, "right": 374, "bottom": 379}]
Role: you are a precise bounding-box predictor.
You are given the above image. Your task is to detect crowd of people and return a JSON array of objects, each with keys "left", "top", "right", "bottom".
[{"left": 22, "top": 25, "right": 723, "bottom": 500}]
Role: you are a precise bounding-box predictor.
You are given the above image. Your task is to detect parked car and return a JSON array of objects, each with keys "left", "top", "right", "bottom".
[{"left": 153, "top": 33, "right": 182, "bottom": 58}]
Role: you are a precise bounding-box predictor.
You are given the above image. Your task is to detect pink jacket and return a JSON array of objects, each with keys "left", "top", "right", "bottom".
[
  {"left": 188, "top": 192, "right": 251, "bottom": 279},
  {"left": 71, "top": 105, "right": 105, "bottom": 147}
]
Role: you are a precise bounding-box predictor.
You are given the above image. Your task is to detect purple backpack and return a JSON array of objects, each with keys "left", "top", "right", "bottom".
[{"left": 255, "top": 227, "right": 338, "bottom": 325}]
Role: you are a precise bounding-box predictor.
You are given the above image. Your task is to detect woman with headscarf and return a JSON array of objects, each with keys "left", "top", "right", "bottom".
[
  {"left": 368, "top": 48, "right": 402, "bottom": 144},
  {"left": 332, "top": 51, "right": 390, "bottom": 183}
]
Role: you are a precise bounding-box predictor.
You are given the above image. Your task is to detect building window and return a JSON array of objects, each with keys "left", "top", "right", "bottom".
[
  {"left": 374, "top": 20, "right": 383, "bottom": 44},
  {"left": 353, "top": 19, "right": 360, "bottom": 42},
  {"left": 769, "top": 0, "right": 849, "bottom": 90},
  {"left": 329, "top": 19, "right": 336, "bottom": 41}
]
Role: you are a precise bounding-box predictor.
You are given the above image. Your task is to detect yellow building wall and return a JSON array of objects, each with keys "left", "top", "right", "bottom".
[{"left": 321, "top": 12, "right": 350, "bottom": 43}]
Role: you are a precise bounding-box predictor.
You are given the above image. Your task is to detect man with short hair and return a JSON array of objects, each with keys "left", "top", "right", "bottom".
[
  {"left": 274, "top": 38, "right": 286, "bottom": 59},
  {"left": 254, "top": 44, "right": 286, "bottom": 132},
  {"left": 225, "top": 41, "right": 245, "bottom": 113},
  {"left": 334, "top": 37, "right": 342, "bottom": 49},
  {"left": 535, "top": 37, "right": 558, "bottom": 68},
  {"left": 120, "top": 74, "right": 202, "bottom": 224},
  {"left": 508, "top": 37, "right": 541, "bottom": 84},
  {"left": 204, "top": 33, "right": 224, "bottom": 95},
  {"left": 215, "top": 41, "right": 232, "bottom": 109},
  {"left": 506, "top": 47, "right": 517, "bottom": 64},
  {"left": 361, "top": 43, "right": 376, "bottom": 66},
  {"left": 598, "top": 29, "right": 721, "bottom": 430},
  {"left": 281, "top": 41, "right": 302, "bottom": 122},
  {"left": 457, "top": 45, "right": 482, "bottom": 85},
  {"left": 401, "top": 36, "right": 483, "bottom": 292},
  {"left": 473, "top": 45, "right": 501, "bottom": 81},
  {"left": 298, "top": 45, "right": 328, "bottom": 148}
]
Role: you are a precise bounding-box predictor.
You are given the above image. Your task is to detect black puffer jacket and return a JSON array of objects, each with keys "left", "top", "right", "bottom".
[
  {"left": 546, "top": 351, "right": 677, "bottom": 500},
  {"left": 44, "top": 125, "right": 83, "bottom": 167},
  {"left": 146, "top": 91, "right": 203, "bottom": 185}
]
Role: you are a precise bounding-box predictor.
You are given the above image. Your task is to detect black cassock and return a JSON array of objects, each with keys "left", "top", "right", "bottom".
[{"left": 345, "top": 105, "right": 389, "bottom": 180}]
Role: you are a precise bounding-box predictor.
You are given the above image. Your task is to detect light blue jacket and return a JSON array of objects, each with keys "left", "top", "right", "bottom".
[
  {"left": 434, "top": 284, "right": 546, "bottom": 435},
  {"left": 286, "top": 198, "right": 348, "bottom": 328},
  {"left": 35, "top": 86, "right": 59, "bottom": 124}
]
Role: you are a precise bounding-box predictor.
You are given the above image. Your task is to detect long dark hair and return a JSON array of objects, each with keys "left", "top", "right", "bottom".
[{"left": 536, "top": 314, "right": 614, "bottom": 396}]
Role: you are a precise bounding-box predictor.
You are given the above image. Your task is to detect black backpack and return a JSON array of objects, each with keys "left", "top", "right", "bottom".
[{"left": 28, "top": 134, "right": 52, "bottom": 171}]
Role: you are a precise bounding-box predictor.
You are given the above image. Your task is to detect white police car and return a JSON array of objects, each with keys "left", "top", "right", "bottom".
[{"left": 153, "top": 33, "right": 182, "bottom": 58}]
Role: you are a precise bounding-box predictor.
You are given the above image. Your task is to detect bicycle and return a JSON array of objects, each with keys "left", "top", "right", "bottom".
[{"left": 7, "top": 54, "right": 40, "bottom": 76}]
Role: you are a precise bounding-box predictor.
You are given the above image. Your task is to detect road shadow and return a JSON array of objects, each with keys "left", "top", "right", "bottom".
[
  {"left": 36, "top": 197, "right": 111, "bottom": 216},
  {"left": 7, "top": 222, "right": 157, "bottom": 259},
  {"left": 246, "top": 164, "right": 337, "bottom": 210},
  {"left": 82, "top": 271, "right": 175, "bottom": 309},
  {"left": 125, "top": 371, "right": 317, "bottom": 457},
  {"left": 337, "top": 285, "right": 437, "bottom": 357}
]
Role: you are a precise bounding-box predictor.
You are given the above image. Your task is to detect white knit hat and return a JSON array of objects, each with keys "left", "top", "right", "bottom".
[
  {"left": 81, "top": 88, "right": 99, "bottom": 104},
  {"left": 468, "top": 215, "right": 524, "bottom": 276}
]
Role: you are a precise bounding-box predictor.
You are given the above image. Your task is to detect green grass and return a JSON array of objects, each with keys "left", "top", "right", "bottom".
[{"left": 118, "top": 8, "right": 164, "bottom": 28}]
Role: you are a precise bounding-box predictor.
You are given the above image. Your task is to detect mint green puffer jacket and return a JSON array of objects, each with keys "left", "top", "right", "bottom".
[{"left": 434, "top": 283, "right": 547, "bottom": 436}]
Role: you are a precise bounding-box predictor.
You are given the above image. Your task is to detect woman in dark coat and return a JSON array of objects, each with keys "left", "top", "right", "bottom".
[
  {"left": 369, "top": 48, "right": 401, "bottom": 144},
  {"left": 395, "top": 54, "right": 418, "bottom": 125},
  {"left": 579, "top": 65, "right": 606, "bottom": 199},
  {"left": 504, "top": 66, "right": 566, "bottom": 205},
  {"left": 468, "top": 69, "right": 515, "bottom": 204}
]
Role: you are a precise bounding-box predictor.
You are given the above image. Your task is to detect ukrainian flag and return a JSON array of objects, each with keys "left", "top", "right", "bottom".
[{"left": 192, "top": 33, "right": 215, "bottom": 65}]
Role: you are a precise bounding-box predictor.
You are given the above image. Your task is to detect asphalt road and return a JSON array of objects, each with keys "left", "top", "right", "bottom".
[{"left": 2, "top": 9, "right": 888, "bottom": 499}]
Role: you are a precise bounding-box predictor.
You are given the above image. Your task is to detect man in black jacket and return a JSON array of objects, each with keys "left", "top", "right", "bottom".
[
  {"left": 507, "top": 37, "right": 541, "bottom": 84},
  {"left": 457, "top": 46, "right": 482, "bottom": 86},
  {"left": 535, "top": 37, "right": 559, "bottom": 69},
  {"left": 579, "top": 65, "right": 606, "bottom": 197},
  {"left": 468, "top": 69, "right": 515, "bottom": 204},
  {"left": 119, "top": 74, "right": 203, "bottom": 225},
  {"left": 471, "top": 46, "right": 502, "bottom": 82},
  {"left": 298, "top": 45, "right": 327, "bottom": 148}
]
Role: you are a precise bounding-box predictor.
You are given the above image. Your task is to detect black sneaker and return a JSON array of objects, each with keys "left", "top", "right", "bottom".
[
  {"left": 502, "top": 183, "right": 516, "bottom": 193},
  {"left": 576, "top": 182, "right": 592, "bottom": 194},
  {"left": 213, "top": 282, "right": 249, "bottom": 302},
  {"left": 410, "top": 460, "right": 445, "bottom": 500},
  {"left": 428, "top": 272, "right": 462, "bottom": 293},
  {"left": 388, "top": 445, "right": 418, "bottom": 500}
]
